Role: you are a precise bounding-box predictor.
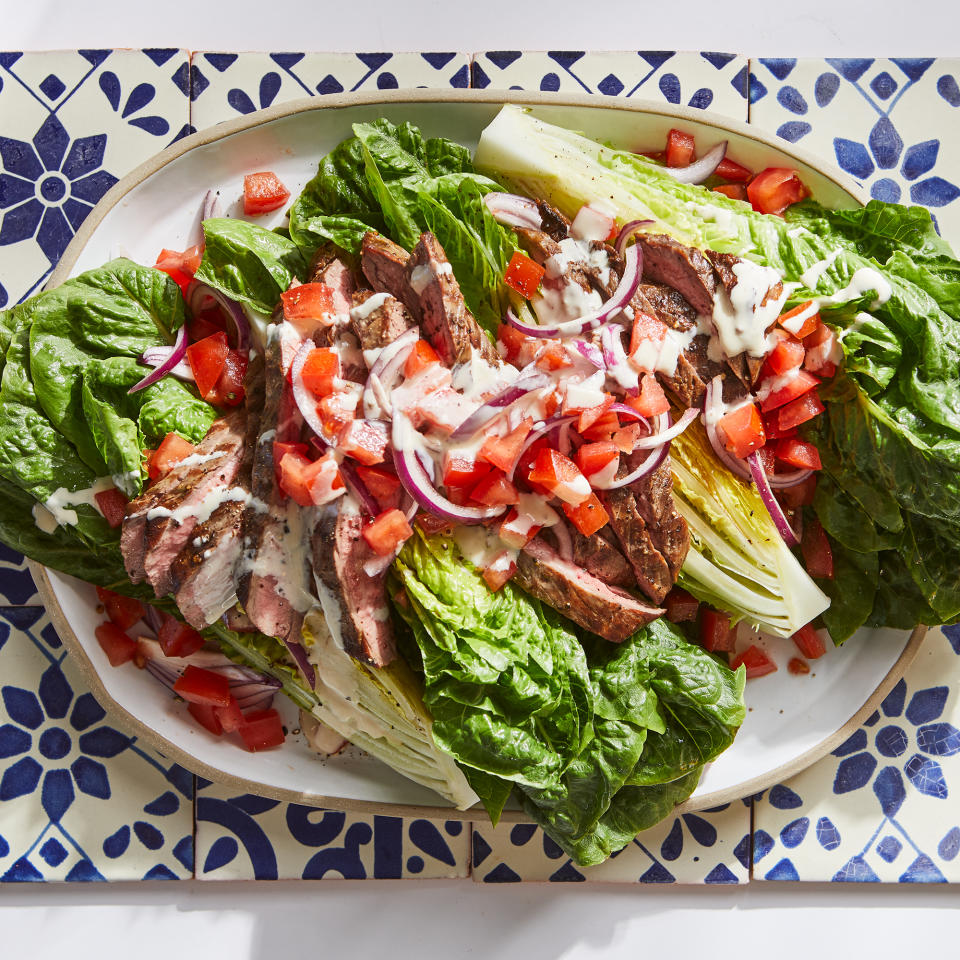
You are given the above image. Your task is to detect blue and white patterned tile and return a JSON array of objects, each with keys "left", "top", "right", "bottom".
[
  {"left": 0, "top": 49, "right": 191, "bottom": 309},
  {"left": 0, "top": 606, "right": 195, "bottom": 881},
  {"left": 753, "top": 627, "right": 960, "bottom": 883},
  {"left": 189, "top": 52, "right": 471, "bottom": 130},
  {"left": 471, "top": 801, "right": 751, "bottom": 884},
  {"left": 195, "top": 781, "right": 470, "bottom": 880},
  {"left": 748, "top": 58, "right": 960, "bottom": 245},
  {"left": 470, "top": 51, "right": 749, "bottom": 120}
]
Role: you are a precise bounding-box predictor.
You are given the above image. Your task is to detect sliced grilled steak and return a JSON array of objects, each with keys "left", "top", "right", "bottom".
[
  {"left": 637, "top": 234, "right": 716, "bottom": 316},
  {"left": 317, "top": 257, "right": 355, "bottom": 317},
  {"left": 311, "top": 505, "right": 396, "bottom": 666},
  {"left": 516, "top": 227, "right": 601, "bottom": 302},
  {"left": 628, "top": 459, "right": 690, "bottom": 581},
  {"left": 403, "top": 233, "right": 502, "bottom": 368},
  {"left": 514, "top": 538, "right": 663, "bottom": 642},
  {"left": 121, "top": 410, "right": 247, "bottom": 597},
  {"left": 551, "top": 524, "right": 635, "bottom": 590},
  {"left": 361, "top": 232, "right": 412, "bottom": 307},
  {"left": 635, "top": 282, "right": 697, "bottom": 330},
  {"left": 350, "top": 290, "right": 414, "bottom": 351},
  {"left": 536, "top": 200, "right": 571, "bottom": 242}
]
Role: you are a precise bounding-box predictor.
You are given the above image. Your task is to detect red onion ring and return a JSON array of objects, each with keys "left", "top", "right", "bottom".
[
  {"left": 573, "top": 339, "right": 605, "bottom": 368},
  {"left": 483, "top": 193, "right": 543, "bottom": 231},
  {"left": 362, "top": 327, "right": 419, "bottom": 420},
  {"left": 290, "top": 340, "right": 332, "bottom": 441},
  {"left": 129, "top": 325, "right": 189, "bottom": 394},
  {"left": 201, "top": 189, "right": 223, "bottom": 222},
  {"left": 767, "top": 467, "right": 815, "bottom": 489},
  {"left": 612, "top": 406, "right": 699, "bottom": 450},
  {"left": 663, "top": 141, "right": 728, "bottom": 185},
  {"left": 614, "top": 219, "right": 654, "bottom": 259},
  {"left": 450, "top": 373, "right": 552, "bottom": 440},
  {"left": 747, "top": 452, "right": 800, "bottom": 548},
  {"left": 504, "top": 243, "right": 643, "bottom": 339},
  {"left": 139, "top": 344, "right": 194, "bottom": 382},
  {"left": 591, "top": 443, "right": 670, "bottom": 490},
  {"left": 186, "top": 280, "right": 250, "bottom": 352}
]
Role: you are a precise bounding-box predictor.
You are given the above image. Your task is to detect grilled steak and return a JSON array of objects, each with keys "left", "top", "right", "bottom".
[
  {"left": 514, "top": 538, "right": 663, "bottom": 642},
  {"left": 628, "top": 459, "right": 690, "bottom": 581},
  {"left": 350, "top": 290, "right": 414, "bottom": 351},
  {"left": 549, "top": 524, "right": 635, "bottom": 590},
  {"left": 121, "top": 411, "right": 247, "bottom": 598},
  {"left": 637, "top": 234, "right": 717, "bottom": 316},
  {"left": 403, "top": 233, "right": 502, "bottom": 368},
  {"left": 361, "top": 231, "right": 412, "bottom": 307},
  {"left": 536, "top": 200, "right": 571, "bottom": 242}
]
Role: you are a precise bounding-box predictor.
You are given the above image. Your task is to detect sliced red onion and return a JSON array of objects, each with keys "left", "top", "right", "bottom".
[
  {"left": 610, "top": 405, "right": 699, "bottom": 451},
  {"left": 363, "top": 327, "right": 419, "bottom": 420},
  {"left": 767, "top": 467, "right": 815, "bottom": 489},
  {"left": 392, "top": 415, "right": 506, "bottom": 525},
  {"left": 507, "top": 415, "right": 577, "bottom": 480},
  {"left": 290, "top": 340, "right": 330, "bottom": 440},
  {"left": 504, "top": 243, "right": 643, "bottom": 339},
  {"left": 129, "top": 325, "right": 189, "bottom": 394},
  {"left": 202, "top": 189, "right": 223, "bottom": 222},
  {"left": 484, "top": 192, "right": 543, "bottom": 231},
  {"left": 450, "top": 373, "right": 552, "bottom": 440},
  {"left": 747, "top": 452, "right": 800, "bottom": 547},
  {"left": 283, "top": 640, "right": 317, "bottom": 690},
  {"left": 614, "top": 219, "right": 654, "bottom": 259},
  {"left": 663, "top": 141, "right": 728, "bottom": 185},
  {"left": 599, "top": 326, "right": 640, "bottom": 392},
  {"left": 573, "top": 339, "right": 605, "bottom": 368},
  {"left": 140, "top": 345, "right": 194, "bottom": 382},
  {"left": 186, "top": 280, "right": 251, "bottom": 352},
  {"left": 338, "top": 459, "right": 381, "bottom": 516},
  {"left": 702, "top": 378, "right": 752, "bottom": 481},
  {"left": 591, "top": 444, "right": 670, "bottom": 490}
]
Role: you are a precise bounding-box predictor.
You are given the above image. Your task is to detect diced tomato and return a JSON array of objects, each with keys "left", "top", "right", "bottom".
[
  {"left": 237, "top": 708, "right": 286, "bottom": 751},
  {"left": 482, "top": 551, "right": 517, "bottom": 592},
  {"left": 186, "top": 331, "right": 229, "bottom": 401},
  {"left": 777, "top": 389, "right": 825, "bottom": 431},
  {"left": 504, "top": 251, "right": 546, "bottom": 299},
  {"left": 715, "top": 156, "right": 753, "bottom": 183},
  {"left": 95, "top": 622, "right": 139, "bottom": 667},
  {"left": 206, "top": 349, "right": 248, "bottom": 406},
  {"left": 355, "top": 464, "right": 402, "bottom": 512},
  {"left": 665, "top": 587, "right": 699, "bottom": 623},
  {"left": 580, "top": 410, "right": 621, "bottom": 442},
  {"left": 95, "top": 587, "right": 145, "bottom": 631},
  {"left": 627, "top": 374, "right": 669, "bottom": 417},
  {"left": 278, "top": 451, "right": 344, "bottom": 507},
  {"left": 362, "top": 508, "right": 413, "bottom": 556},
  {"left": 792, "top": 623, "right": 827, "bottom": 659},
  {"left": 576, "top": 440, "right": 619, "bottom": 477},
  {"left": 158, "top": 617, "right": 205, "bottom": 658},
  {"left": 94, "top": 487, "right": 129, "bottom": 529},
  {"left": 173, "top": 664, "right": 232, "bottom": 707},
  {"left": 801, "top": 517, "right": 834, "bottom": 580},
  {"left": 272, "top": 441, "right": 309, "bottom": 488},
  {"left": 543, "top": 389, "right": 562, "bottom": 419},
  {"left": 776, "top": 437, "right": 822, "bottom": 470},
  {"left": 630, "top": 311, "right": 667, "bottom": 353},
  {"left": 577, "top": 395, "right": 615, "bottom": 434},
  {"left": 187, "top": 312, "right": 225, "bottom": 344},
  {"left": 788, "top": 657, "right": 810, "bottom": 676},
  {"left": 281, "top": 283, "right": 336, "bottom": 331},
  {"left": 643, "top": 150, "right": 666, "bottom": 163},
  {"left": 297, "top": 347, "right": 339, "bottom": 398},
  {"left": 479, "top": 418, "right": 533, "bottom": 473},
  {"left": 498, "top": 509, "right": 541, "bottom": 549},
  {"left": 528, "top": 449, "right": 591, "bottom": 506},
  {"left": 730, "top": 645, "right": 778, "bottom": 678},
  {"left": 804, "top": 322, "right": 841, "bottom": 376},
  {"left": 536, "top": 342, "right": 571, "bottom": 371},
  {"left": 338, "top": 419, "right": 388, "bottom": 466},
  {"left": 317, "top": 392, "right": 357, "bottom": 437},
  {"left": 747, "top": 167, "right": 810, "bottom": 216},
  {"left": 404, "top": 339, "right": 441, "bottom": 378},
  {"left": 442, "top": 452, "right": 491, "bottom": 490},
  {"left": 562, "top": 492, "right": 609, "bottom": 536},
  {"left": 778, "top": 301, "right": 821, "bottom": 339},
  {"left": 777, "top": 473, "right": 817, "bottom": 509},
  {"left": 766, "top": 336, "right": 806, "bottom": 376},
  {"left": 214, "top": 697, "right": 245, "bottom": 734},
  {"left": 613, "top": 423, "right": 642, "bottom": 454},
  {"left": 759, "top": 370, "right": 820, "bottom": 413},
  {"left": 155, "top": 246, "right": 202, "bottom": 295},
  {"left": 470, "top": 471, "right": 519, "bottom": 507},
  {"left": 763, "top": 410, "right": 798, "bottom": 441},
  {"left": 146, "top": 432, "right": 196, "bottom": 481},
  {"left": 515, "top": 436, "right": 551, "bottom": 492},
  {"left": 665, "top": 128, "right": 695, "bottom": 168},
  {"left": 712, "top": 183, "right": 748, "bottom": 201},
  {"left": 497, "top": 323, "right": 529, "bottom": 363},
  {"left": 755, "top": 445, "right": 776, "bottom": 476},
  {"left": 700, "top": 607, "right": 736, "bottom": 652},
  {"left": 416, "top": 512, "right": 456, "bottom": 536},
  {"left": 188, "top": 702, "right": 223, "bottom": 736},
  {"left": 718, "top": 403, "right": 765, "bottom": 460},
  {"left": 243, "top": 171, "right": 290, "bottom": 216}
]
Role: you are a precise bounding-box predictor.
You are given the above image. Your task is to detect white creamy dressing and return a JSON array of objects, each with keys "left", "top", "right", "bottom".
[
  {"left": 755, "top": 367, "right": 802, "bottom": 403},
  {"left": 692, "top": 203, "right": 739, "bottom": 238},
  {"left": 453, "top": 525, "right": 509, "bottom": 570},
  {"left": 629, "top": 325, "right": 697, "bottom": 377},
  {"left": 409, "top": 261, "right": 452, "bottom": 296},
  {"left": 111, "top": 468, "right": 141, "bottom": 498},
  {"left": 799, "top": 248, "right": 843, "bottom": 289},
  {"left": 533, "top": 280, "right": 603, "bottom": 328},
  {"left": 710, "top": 259, "right": 791, "bottom": 358},
  {"left": 146, "top": 486, "right": 250, "bottom": 525},
  {"left": 559, "top": 237, "right": 611, "bottom": 288},
  {"left": 514, "top": 493, "right": 560, "bottom": 530},
  {"left": 173, "top": 450, "right": 226, "bottom": 470},
  {"left": 817, "top": 267, "right": 892, "bottom": 310},
  {"left": 779, "top": 300, "right": 820, "bottom": 336},
  {"left": 451, "top": 346, "right": 512, "bottom": 401},
  {"left": 349, "top": 292, "right": 390, "bottom": 322},
  {"left": 38, "top": 476, "right": 116, "bottom": 530}
]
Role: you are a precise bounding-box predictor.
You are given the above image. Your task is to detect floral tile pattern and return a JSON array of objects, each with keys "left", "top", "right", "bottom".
[
  {"left": 194, "top": 781, "right": 469, "bottom": 880},
  {"left": 748, "top": 58, "right": 960, "bottom": 244},
  {"left": 471, "top": 801, "right": 751, "bottom": 883},
  {"left": 0, "top": 49, "right": 191, "bottom": 309},
  {"left": 470, "top": 51, "right": 749, "bottom": 120},
  {"left": 0, "top": 607, "right": 194, "bottom": 882},
  {"left": 189, "top": 52, "right": 471, "bottom": 130}
]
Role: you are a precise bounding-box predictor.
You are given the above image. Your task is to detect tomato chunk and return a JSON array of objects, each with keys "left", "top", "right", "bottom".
[
  {"left": 497, "top": 323, "right": 529, "bottom": 364},
  {"left": 482, "top": 551, "right": 517, "bottom": 592},
  {"left": 205, "top": 349, "right": 248, "bottom": 407},
  {"left": 147, "top": 432, "right": 196, "bottom": 481},
  {"left": 712, "top": 183, "right": 747, "bottom": 201},
  {"left": 173, "top": 664, "right": 232, "bottom": 707},
  {"left": 536, "top": 342, "right": 571, "bottom": 371},
  {"left": 801, "top": 517, "right": 834, "bottom": 579},
  {"left": 317, "top": 392, "right": 357, "bottom": 437},
  {"left": 279, "top": 451, "right": 345, "bottom": 507},
  {"left": 759, "top": 370, "right": 820, "bottom": 413},
  {"left": 186, "top": 331, "right": 229, "bottom": 401},
  {"left": 504, "top": 251, "right": 546, "bottom": 299},
  {"left": 577, "top": 395, "right": 616, "bottom": 433},
  {"left": 214, "top": 697, "right": 245, "bottom": 734},
  {"left": 747, "top": 167, "right": 809, "bottom": 216},
  {"left": 792, "top": 623, "right": 827, "bottom": 659},
  {"left": 298, "top": 347, "right": 340, "bottom": 398},
  {"left": 777, "top": 389, "right": 825, "bottom": 431},
  {"left": 479, "top": 418, "right": 533, "bottom": 473},
  {"left": 404, "top": 339, "right": 441, "bottom": 379},
  {"left": 776, "top": 437, "right": 822, "bottom": 470},
  {"left": 665, "top": 128, "right": 695, "bottom": 168},
  {"left": 95, "top": 587, "right": 144, "bottom": 631},
  {"left": 442, "top": 452, "right": 491, "bottom": 490},
  {"left": 627, "top": 374, "right": 669, "bottom": 417},
  {"left": 188, "top": 702, "right": 223, "bottom": 736},
  {"left": 777, "top": 474, "right": 817, "bottom": 509},
  {"left": 498, "top": 509, "right": 541, "bottom": 549},
  {"left": 238, "top": 708, "right": 286, "bottom": 751},
  {"left": 362, "top": 508, "right": 413, "bottom": 556},
  {"left": 243, "top": 171, "right": 290, "bottom": 215},
  {"left": 528, "top": 449, "right": 592, "bottom": 506},
  {"left": 576, "top": 440, "right": 619, "bottom": 477},
  {"left": 630, "top": 311, "right": 667, "bottom": 353},
  {"left": 804, "top": 321, "right": 841, "bottom": 376},
  {"left": 665, "top": 587, "right": 699, "bottom": 623},
  {"left": 355, "top": 464, "right": 402, "bottom": 512},
  {"left": 700, "top": 607, "right": 736, "bottom": 652},
  {"left": 730, "top": 645, "right": 778, "bottom": 678},
  {"left": 95, "top": 621, "right": 138, "bottom": 667},
  {"left": 580, "top": 410, "right": 621, "bottom": 442},
  {"left": 788, "top": 657, "right": 810, "bottom": 676},
  {"left": 158, "top": 617, "right": 205, "bottom": 658},
  {"left": 562, "top": 492, "right": 609, "bottom": 536},
  {"left": 155, "top": 246, "right": 201, "bottom": 295},
  {"left": 766, "top": 336, "right": 805, "bottom": 376},
  {"left": 94, "top": 487, "right": 129, "bottom": 529},
  {"left": 715, "top": 156, "right": 753, "bottom": 182},
  {"left": 718, "top": 403, "right": 765, "bottom": 460},
  {"left": 778, "top": 301, "right": 821, "bottom": 339},
  {"left": 470, "top": 471, "right": 519, "bottom": 507},
  {"left": 338, "top": 419, "right": 388, "bottom": 466}
]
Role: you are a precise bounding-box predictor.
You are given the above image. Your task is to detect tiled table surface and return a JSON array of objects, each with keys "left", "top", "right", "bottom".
[{"left": 1, "top": 50, "right": 959, "bottom": 884}]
